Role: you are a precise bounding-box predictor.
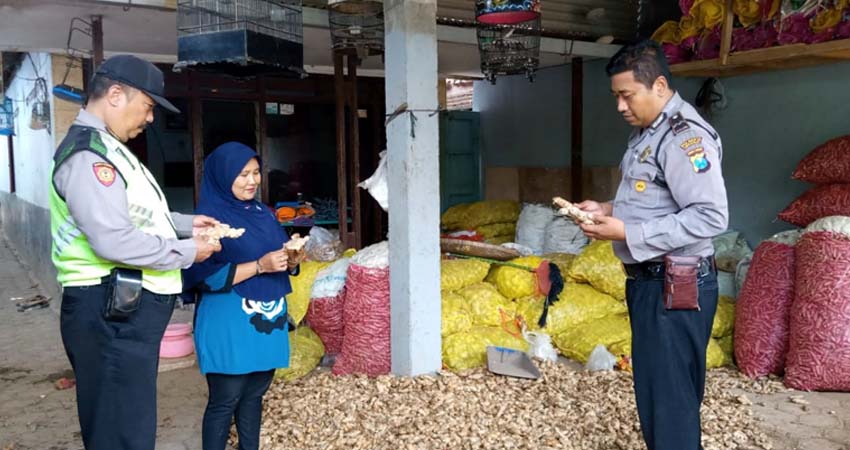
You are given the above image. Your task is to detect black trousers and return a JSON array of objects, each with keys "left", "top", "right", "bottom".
[
  {"left": 626, "top": 271, "right": 718, "bottom": 450},
  {"left": 202, "top": 370, "right": 275, "bottom": 450},
  {"left": 60, "top": 284, "right": 175, "bottom": 450}
]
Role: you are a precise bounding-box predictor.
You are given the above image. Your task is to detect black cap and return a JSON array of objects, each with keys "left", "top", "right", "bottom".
[{"left": 95, "top": 55, "right": 180, "bottom": 114}]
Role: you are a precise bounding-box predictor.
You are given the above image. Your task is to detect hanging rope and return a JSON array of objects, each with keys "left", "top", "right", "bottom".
[{"left": 384, "top": 102, "right": 443, "bottom": 138}]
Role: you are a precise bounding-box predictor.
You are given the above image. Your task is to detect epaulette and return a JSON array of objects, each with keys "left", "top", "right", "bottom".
[{"left": 668, "top": 113, "right": 690, "bottom": 136}]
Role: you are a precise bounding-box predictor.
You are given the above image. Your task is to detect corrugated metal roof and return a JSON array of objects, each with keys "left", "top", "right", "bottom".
[{"left": 305, "top": 0, "right": 639, "bottom": 41}]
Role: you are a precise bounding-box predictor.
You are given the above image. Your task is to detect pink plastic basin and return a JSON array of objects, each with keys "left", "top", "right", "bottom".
[{"left": 160, "top": 323, "right": 194, "bottom": 358}]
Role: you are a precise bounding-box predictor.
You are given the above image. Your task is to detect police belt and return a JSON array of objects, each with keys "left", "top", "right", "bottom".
[{"left": 623, "top": 256, "right": 716, "bottom": 280}]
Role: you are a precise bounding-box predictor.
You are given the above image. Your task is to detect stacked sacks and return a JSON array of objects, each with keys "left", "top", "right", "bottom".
[
  {"left": 333, "top": 242, "right": 391, "bottom": 377},
  {"left": 441, "top": 200, "right": 520, "bottom": 245},
  {"left": 439, "top": 256, "right": 530, "bottom": 371},
  {"left": 545, "top": 240, "right": 633, "bottom": 363},
  {"left": 734, "top": 230, "right": 801, "bottom": 378},
  {"left": 780, "top": 135, "right": 850, "bottom": 227},
  {"left": 785, "top": 216, "right": 850, "bottom": 391}
]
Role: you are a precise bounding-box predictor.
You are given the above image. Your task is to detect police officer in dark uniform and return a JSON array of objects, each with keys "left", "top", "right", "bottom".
[{"left": 576, "top": 40, "right": 728, "bottom": 450}]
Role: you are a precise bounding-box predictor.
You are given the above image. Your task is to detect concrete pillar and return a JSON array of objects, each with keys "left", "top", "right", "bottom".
[{"left": 383, "top": 0, "right": 441, "bottom": 376}]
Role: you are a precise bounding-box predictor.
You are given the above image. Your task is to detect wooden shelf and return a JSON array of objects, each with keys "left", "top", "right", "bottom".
[{"left": 671, "top": 37, "right": 850, "bottom": 78}]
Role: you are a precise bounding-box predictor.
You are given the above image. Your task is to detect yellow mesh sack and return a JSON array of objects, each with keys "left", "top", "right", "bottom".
[
  {"left": 274, "top": 326, "right": 325, "bottom": 382},
  {"left": 458, "top": 282, "right": 515, "bottom": 326},
  {"left": 568, "top": 240, "right": 626, "bottom": 300},
  {"left": 711, "top": 295, "right": 736, "bottom": 338},
  {"left": 706, "top": 337, "right": 731, "bottom": 368},
  {"left": 485, "top": 235, "right": 514, "bottom": 245},
  {"left": 651, "top": 20, "right": 681, "bottom": 44},
  {"left": 442, "top": 326, "right": 528, "bottom": 371},
  {"left": 811, "top": 6, "right": 843, "bottom": 33},
  {"left": 733, "top": 0, "right": 762, "bottom": 27},
  {"left": 476, "top": 222, "right": 517, "bottom": 239},
  {"left": 441, "top": 202, "right": 473, "bottom": 230},
  {"left": 442, "top": 291, "right": 473, "bottom": 337},
  {"left": 718, "top": 334, "right": 734, "bottom": 360},
  {"left": 691, "top": 0, "right": 725, "bottom": 29},
  {"left": 441, "top": 200, "right": 520, "bottom": 231},
  {"left": 487, "top": 256, "right": 544, "bottom": 299},
  {"left": 514, "top": 295, "right": 545, "bottom": 331},
  {"left": 288, "top": 260, "right": 332, "bottom": 324},
  {"left": 543, "top": 253, "right": 578, "bottom": 278},
  {"left": 440, "top": 259, "right": 491, "bottom": 292},
  {"left": 553, "top": 314, "right": 632, "bottom": 363},
  {"left": 545, "top": 283, "right": 628, "bottom": 336},
  {"left": 609, "top": 339, "right": 632, "bottom": 359}
]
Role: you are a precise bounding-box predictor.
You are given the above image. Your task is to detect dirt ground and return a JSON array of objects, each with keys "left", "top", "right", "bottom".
[{"left": 0, "top": 234, "right": 847, "bottom": 450}]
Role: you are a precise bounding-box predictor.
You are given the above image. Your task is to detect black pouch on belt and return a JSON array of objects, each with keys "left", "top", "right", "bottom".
[
  {"left": 663, "top": 255, "right": 700, "bottom": 311},
  {"left": 103, "top": 268, "right": 144, "bottom": 321}
]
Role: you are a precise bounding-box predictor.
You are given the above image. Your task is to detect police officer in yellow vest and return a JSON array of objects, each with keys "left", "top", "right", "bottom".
[
  {"left": 577, "top": 41, "right": 728, "bottom": 450},
  {"left": 51, "top": 55, "right": 221, "bottom": 450}
]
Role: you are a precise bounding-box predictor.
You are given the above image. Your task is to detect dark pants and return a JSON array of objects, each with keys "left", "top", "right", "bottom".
[
  {"left": 203, "top": 370, "right": 275, "bottom": 450},
  {"left": 626, "top": 271, "right": 718, "bottom": 450},
  {"left": 60, "top": 284, "right": 175, "bottom": 450}
]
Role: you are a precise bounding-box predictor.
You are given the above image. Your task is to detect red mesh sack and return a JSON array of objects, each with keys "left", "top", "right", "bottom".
[
  {"left": 305, "top": 289, "right": 346, "bottom": 356},
  {"left": 785, "top": 229, "right": 850, "bottom": 391},
  {"left": 778, "top": 184, "right": 850, "bottom": 227},
  {"left": 734, "top": 238, "right": 797, "bottom": 378},
  {"left": 332, "top": 264, "right": 391, "bottom": 376},
  {"left": 792, "top": 135, "right": 850, "bottom": 184}
]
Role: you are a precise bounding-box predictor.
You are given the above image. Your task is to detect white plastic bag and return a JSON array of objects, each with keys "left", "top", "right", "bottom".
[
  {"left": 542, "top": 216, "right": 588, "bottom": 254},
  {"left": 585, "top": 344, "right": 617, "bottom": 371},
  {"left": 358, "top": 150, "right": 388, "bottom": 211},
  {"left": 515, "top": 204, "right": 555, "bottom": 254},
  {"left": 523, "top": 330, "right": 558, "bottom": 362},
  {"left": 311, "top": 257, "right": 351, "bottom": 299}
]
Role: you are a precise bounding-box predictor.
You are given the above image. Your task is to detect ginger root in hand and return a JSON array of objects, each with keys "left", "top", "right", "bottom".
[{"left": 552, "top": 197, "right": 596, "bottom": 225}]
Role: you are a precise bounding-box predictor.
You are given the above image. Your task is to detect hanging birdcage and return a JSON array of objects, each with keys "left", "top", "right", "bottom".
[
  {"left": 0, "top": 97, "right": 14, "bottom": 136},
  {"left": 175, "top": 0, "right": 305, "bottom": 77},
  {"left": 328, "top": 0, "right": 384, "bottom": 59},
  {"left": 476, "top": 0, "right": 542, "bottom": 84}
]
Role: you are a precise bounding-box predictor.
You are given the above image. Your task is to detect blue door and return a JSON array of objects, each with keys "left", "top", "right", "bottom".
[{"left": 440, "top": 111, "right": 482, "bottom": 212}]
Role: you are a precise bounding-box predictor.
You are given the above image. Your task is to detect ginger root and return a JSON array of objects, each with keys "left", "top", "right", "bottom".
[
  {"left": 552, "top": 197, "right": 596, "bottom": 225},
  {"left": 200, "top": 223, "right": 246, "bottom": 245}
]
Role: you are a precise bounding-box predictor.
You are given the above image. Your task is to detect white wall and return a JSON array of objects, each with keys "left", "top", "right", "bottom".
[
  {"left": 1, "top": 52, "right": 56, "bottom": 208},
  {"left": 0, "top": 136, "right": 9, "bottom": 192}
]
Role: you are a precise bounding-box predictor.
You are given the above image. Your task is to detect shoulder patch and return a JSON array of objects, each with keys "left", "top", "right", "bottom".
[
  {"left": 688, "top": 149, "right": 711, "bottom": 173},
  {"left": 93, "top": 162, "right": 116, "bottom": 187},
  {"left": 669, "top": 113, "right": 690, "bottom": 136},
  {"left": 679, "top": 136, "right": 702, "bottom": 151}
]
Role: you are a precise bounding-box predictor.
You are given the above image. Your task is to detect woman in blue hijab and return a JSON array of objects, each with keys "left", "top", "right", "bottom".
[{"left": 183, "top": 142, "right": 300, "bottom": 450}]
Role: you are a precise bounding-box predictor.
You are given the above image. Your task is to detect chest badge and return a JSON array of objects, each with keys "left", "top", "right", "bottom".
[
  {"left": 638, "top": 146, "right": 652, "bottom": 163},
  {"left": 635, "top": 180, "right": 647, "bottom": 192}
]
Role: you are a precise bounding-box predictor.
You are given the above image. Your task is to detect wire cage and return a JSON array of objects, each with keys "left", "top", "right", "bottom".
[
  {"left": 175, "top": 0, "right": 305, "bottom": 76},
  {"left": 328, "top": 0, "right": 384, "bottom": 59},
  {"left": 476, "top": 0, "right": 541, "bottom": 84},
  {"left": 0, "top": 97, "right": 14, "bottom": 136}
]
